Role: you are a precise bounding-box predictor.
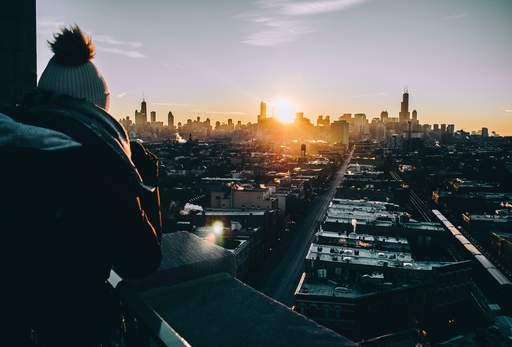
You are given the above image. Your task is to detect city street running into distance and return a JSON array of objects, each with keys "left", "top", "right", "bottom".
[{"left": 257, "top": 148, "right": 354, "bottom": 306}]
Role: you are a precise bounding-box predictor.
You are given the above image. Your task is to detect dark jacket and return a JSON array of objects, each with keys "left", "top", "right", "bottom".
[{"left": 0, "top": 90, "right": 161, "bottom": 344}]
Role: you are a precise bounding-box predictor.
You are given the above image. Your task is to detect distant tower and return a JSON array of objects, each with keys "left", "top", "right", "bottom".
[
  {"left": 380, "top": 111, "right": 389, "bottom": 122},
  {"left": 168, "top": 111, "right": 174, "bottom": 128},
  {"left": 399, "top": 89, "right": 410, "bottom": 123},
  {"left": 135, "top": 97, "right": 148, "bottom": 125},
  {"left": 150, "top": 111, "right": 156, "bottom": 123},
  {"left": 300, "top": 144, "right": 307, "bottom": 157},
  {"left": 141, "top": 98, "right": 147, "bottom": 119},
  {"left": 481, "top": 127, "right": 489, "bottom": 137},
  {"left": 258, "top": 101, "right": 267, "bottom": 123},
  {"left": 412, "top": 109, "right": 417, "bottom": 122}
]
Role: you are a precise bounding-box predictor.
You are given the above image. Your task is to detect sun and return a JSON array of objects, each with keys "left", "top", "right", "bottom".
[{"left": 272, "top": 98, "right": 296, "bottom": 124}]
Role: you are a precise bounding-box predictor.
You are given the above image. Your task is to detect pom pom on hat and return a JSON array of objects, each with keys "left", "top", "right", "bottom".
[{"left": 49, "top": 25, "right": 95, "bottom": 66}]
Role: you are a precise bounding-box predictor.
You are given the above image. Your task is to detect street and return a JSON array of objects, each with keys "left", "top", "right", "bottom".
[{"left": 258, "top": 148, "right": 354, "bottom": 306}]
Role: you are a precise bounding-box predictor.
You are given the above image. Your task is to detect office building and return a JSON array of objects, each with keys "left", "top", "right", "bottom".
[
  {"left": 135, "top": 98, "right": 148, "bottom": 125},
  {"left": 258, "top": 101, "right": 267, "bottom": 123},
  {"left": 168, "top": 111, "right": 175, "bottom": 128},
  {"left": 399, "top": 89, "right": 410, "bottom": 123},
  {"left": 331, "top": 120, "right": 349, "bottom": 146}
]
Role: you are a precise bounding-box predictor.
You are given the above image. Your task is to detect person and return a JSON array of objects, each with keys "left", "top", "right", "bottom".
[{"left": 0, "top": 26, "right": 161, "bottom": 346}]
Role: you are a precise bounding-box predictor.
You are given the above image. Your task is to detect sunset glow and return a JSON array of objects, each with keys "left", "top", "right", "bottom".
[{"left": 272, "top": 99, "right": 296, "bottom": 124}]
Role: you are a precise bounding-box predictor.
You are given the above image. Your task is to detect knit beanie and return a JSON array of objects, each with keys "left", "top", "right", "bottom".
[{"left": 38, "top": 26, "right": 110, "bottom": 111}]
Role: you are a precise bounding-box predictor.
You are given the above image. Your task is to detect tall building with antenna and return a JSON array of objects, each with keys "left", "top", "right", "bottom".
[
  {"left": 135, "top": 97, "right": 148, "bottom": 125},
  {"left": 399, "top": 88, "right": 410, "bottom": 124}
]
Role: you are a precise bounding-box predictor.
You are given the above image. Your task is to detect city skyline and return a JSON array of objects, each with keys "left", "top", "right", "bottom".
[{"left": 37, "top": 0, "right": 512, "bottom": 134}]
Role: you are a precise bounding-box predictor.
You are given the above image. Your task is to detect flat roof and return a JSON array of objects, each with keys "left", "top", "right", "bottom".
[
  {"left": 204, "top": 209, "right": 267, "bottom": 216},
  {"left": 296, "top": 274, "right": 419, "bottom": 299},
  {"left": 324, "top": 217, "right": 394, "bottom": 227},
  {"left": 317, "top": 230, "right": 409, "bottom": 245},
  {"left": 306, "top": 243, "right": 448, "bottom": 270}
]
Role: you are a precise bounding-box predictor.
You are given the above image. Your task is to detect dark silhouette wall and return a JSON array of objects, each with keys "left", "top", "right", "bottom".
[{"left": 0, "top": 0, "right": 36, "bottom": 106}]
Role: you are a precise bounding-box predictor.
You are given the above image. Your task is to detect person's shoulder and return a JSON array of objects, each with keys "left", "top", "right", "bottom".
[{"left": 0, "top": 111, "right": 82, "bottom": 151}]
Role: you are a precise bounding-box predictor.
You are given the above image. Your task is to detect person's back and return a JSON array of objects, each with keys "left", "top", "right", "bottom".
[{"left": 1, "top": 26, "right": 162, "bottom": 346}]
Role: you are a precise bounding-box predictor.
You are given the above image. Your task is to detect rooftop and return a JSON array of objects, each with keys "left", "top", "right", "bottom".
[
  {"left": 306, "top": 243, "right": 449, "bottom": 270},
  {"left": 295, "top": 273, "right": 421, "bottom": 300},
  {"left": 141, "top": 273, "right": 357, "bottom": 347},
  {"left": 317, "top": 230, "right": 409, "bottom": 246}
]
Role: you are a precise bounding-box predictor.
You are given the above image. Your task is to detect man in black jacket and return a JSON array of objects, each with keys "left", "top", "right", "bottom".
[{"left": 1, "top": 26, "right": 161, "bottom": 345}]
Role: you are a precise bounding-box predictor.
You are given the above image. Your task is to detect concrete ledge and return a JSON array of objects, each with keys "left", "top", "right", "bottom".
[
  {"left": 131, "top": 231, "right": 236, "bottom": 290},
  {"left": 141, "top": 273, "right": 358, "bottom": 347}
]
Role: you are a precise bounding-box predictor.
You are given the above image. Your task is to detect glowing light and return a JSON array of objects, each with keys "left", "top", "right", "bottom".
[
  {"left": 272, "top": 98, "right": 296, "bottom": 124},
  {"left": 205, "top": 233, "right": 216, "bottom": 244},
  {"left": 212, "top": 221, "right": 224, "bottom": 235}
]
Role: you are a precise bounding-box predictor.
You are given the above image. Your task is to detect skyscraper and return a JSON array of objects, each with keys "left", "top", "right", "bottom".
[
  {"left": 482, "top": 127, "right": 489, "bottom": 137},
  {"left": 141, "top": 98, "right": 147, "bottom": 117},
  {"left": 412, "top": 110, "right": 418, "bottom": 122},
  {"left": 380, "top": 111, "right": 389, "bottom": 122},
  {"left": 258, "top": 101, "right": 267, "bottom": 123},
  {"left": 399, "top": 89, "right": 410, "bottom": 123},
  {"left": 135, "top": 98, "right": 148, "bottom": 125},
  {"left": 168, "top": 111, "right": 175, "bottom": 128},
  {"left": 150, "top": 111, "right": 156, "bottom": 123}
]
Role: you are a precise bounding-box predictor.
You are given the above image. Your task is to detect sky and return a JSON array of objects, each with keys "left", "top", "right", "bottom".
[{"left": 37, "top": 0, "right": 512, "bottom": 134}]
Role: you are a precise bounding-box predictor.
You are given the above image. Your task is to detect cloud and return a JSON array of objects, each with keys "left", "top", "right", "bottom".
[
  {"left": 37, "top": 18, "right": 146, "bottom": 59},
  {"left": 280, "top": 0, "right": 369, "bottom": 16},
  {"left": 37, "top": 18, "right": 66, "bottom": 36},
  {"left": 96, "top": 46, "right": 145, "bottom": 58},
  {"left": 444, "top": 13, "right": 469, "bottom": 20},
  {"left": 238, "top": 0, "right": 369, "bottom": 46},
  {"left": 351, "top": 91, "right": 387, "bottom": 99},
  {"left": 505, "top": 109, "right": 512, "bottom": 113},
  {"left": 116, "top": 92, "right": 128, "bottom": 98},
  {"left": 242, "top": 21, "right": 313, "bottom": 46},
  {"left": 93, "top": 35, "right": 142, "bottom": 49}
]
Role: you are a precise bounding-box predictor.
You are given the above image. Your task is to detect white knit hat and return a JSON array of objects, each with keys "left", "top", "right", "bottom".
[{"left": 38, "top": 26, "right": 110, "bottom": 111}]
